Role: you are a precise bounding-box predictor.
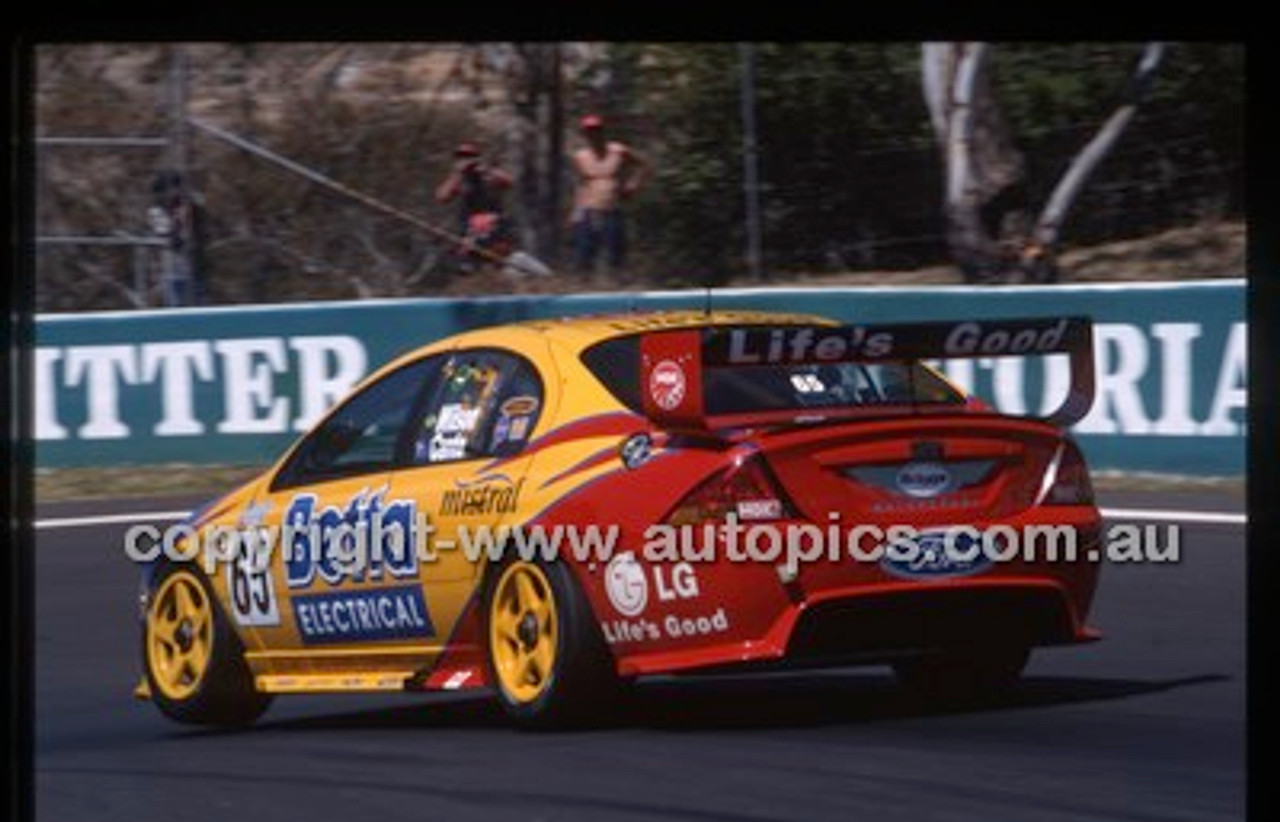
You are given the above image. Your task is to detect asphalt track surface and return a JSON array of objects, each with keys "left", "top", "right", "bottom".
[{"left": 35, "top": 491, "right": 1246, "bottom": 822}]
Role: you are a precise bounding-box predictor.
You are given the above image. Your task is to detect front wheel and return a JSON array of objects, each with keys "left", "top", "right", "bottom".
[
  {"left": 142, "top": 564, "right": 272, "bottom": 726},
  {"left": 483, "top": 558, "right": 618, "bottom": 728}
]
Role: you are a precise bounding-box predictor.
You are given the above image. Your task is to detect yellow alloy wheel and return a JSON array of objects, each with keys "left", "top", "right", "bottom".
[
  {"left": 146, "top": 570, "right": 215, "bottom": 701},
  {"left": 489, "top": 561, "right": 560, "bottom": 704}
]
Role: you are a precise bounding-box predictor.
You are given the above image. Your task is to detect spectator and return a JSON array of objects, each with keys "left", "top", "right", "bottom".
[
  {"left": 435, "top": 142, "right": 515, "bottom": 266},
  {"left": 148, "top": 170, "right": 205, "bottom": 306},
  {"left": 569, "top": 114, "right": 649, "bottom": 274}
]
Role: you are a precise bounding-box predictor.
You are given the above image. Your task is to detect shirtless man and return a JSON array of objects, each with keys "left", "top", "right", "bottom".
[{"left": 569, "top": 114, "right": 649, "bottom": 274}]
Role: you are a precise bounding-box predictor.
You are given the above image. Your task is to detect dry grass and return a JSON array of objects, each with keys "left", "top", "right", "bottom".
[
  {"left": 35, "top": 464, "right": 265, "bottom": 502},
  {"left": 717, "top": 220, "right": 1245, "bottom": 289}
]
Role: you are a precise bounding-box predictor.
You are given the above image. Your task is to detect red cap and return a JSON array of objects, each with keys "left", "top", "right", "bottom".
[
  {"left": 455, "top": 142, "right": 480, "bottom": 158},
  {"left": 579, "top": 114, "right": 604, "bottom": 130}
]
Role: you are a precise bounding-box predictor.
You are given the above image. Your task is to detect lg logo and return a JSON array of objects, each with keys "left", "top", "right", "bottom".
[
  {"left": 604, "top": 552, "right": 649, "bottom": 616},
  {"left": 604, "top": 553, "right": 702, "bottom": 616}
]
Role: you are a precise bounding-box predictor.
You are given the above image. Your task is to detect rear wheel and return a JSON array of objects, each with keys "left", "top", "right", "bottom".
[
  {"left": 143, "top": 564, "right": 272, "bottom": 726},
  {"left": 893, "top": 646, "right": 1030, "bottom": 697},
  {"left": 484, "top": 558, "right": 618, "bottom": 728}
]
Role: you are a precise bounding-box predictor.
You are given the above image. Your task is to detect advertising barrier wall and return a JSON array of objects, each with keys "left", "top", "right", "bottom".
[{"left": 34, "top": 280, "right": 1246, "bottom": 475}]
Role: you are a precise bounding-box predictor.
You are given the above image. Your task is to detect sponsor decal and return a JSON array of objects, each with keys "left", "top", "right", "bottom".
[
  {"left": 895, "top": 461, "right": 952, "bottom": 498},
  {"left": 648, "top": 360, "right": 687, "bottom": 411},
  {"left": 425, "top": 402, "right": 482, "bottom": 462},
  {"left": 439, "top": 474, "right": 525, "bottom": 517},
  {"left": 601, "top": 557, "right": 710, "bottom": 642},
  {"left": 500, "top": 395, "right": 539, "bottom": 417},
  {"left": 736, "top": 499, "right": 783, "bottom": 521},
  {"left": 942, "top": 320, "right": 1069, "bottom": 356},
  {"left": 720, "top": 326, "right": 894, "bottom": 365},
  {"left": 655, "top": 562, "right": 700, "bottom": 602},
  {"left": 601, "top": 607, "right": 730, "bottom": 644},
  {"left": 493, "top": 395, "right": 540, "bottom": 449},
  {"left": 492, "top": 415, "right": 511, "bottom": 447},
  {"left": 604, "top": 552, "right": 648, "bottom": 616},
  {"left": 619, "top": 432, "right": 653, "bottom": 470},
  {"left": 284, "top": 489, "right": 418, "bottom": 589},
  {"left": 291, "top": 584, "right": 435, "bottom": 645},
  {"left": 507, "top": 416, "right": 531, "bottom": 441},
  {"left": 879, "top": 529, "right": 992, "bottom": 580}
]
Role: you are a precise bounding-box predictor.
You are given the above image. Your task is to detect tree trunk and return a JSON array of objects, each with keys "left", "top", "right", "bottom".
[
  {"left": 1028, "top": 43, "right": 1165, "bottom": 277},
  {"left": 923, "top": 42, "right": 1027, "bottom": 284},
  {"left": 495, "top": 43, "right": 565, "bottom": 268}
]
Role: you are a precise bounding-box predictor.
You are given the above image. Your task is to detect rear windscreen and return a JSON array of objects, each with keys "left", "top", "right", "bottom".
[{"left": 581, "top": 335, "right": 966, "bottom": 415}]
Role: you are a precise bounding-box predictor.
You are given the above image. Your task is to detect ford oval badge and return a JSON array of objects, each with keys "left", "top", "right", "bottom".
[{"left": 895, "top": 461, "right": 952, "bottom": 498}]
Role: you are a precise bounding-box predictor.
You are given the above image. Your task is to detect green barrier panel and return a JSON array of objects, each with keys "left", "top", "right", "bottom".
[{"left": 34, "top": 280, "right": 1245, "bottom": 475}]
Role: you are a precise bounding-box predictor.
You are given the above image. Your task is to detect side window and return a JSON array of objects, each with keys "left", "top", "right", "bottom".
[
  {"left": 407, "top": 349, "right": 544, "bottom": 465},
  {"left": 272, "top": 356, "right": 440, "bottom": 489}
]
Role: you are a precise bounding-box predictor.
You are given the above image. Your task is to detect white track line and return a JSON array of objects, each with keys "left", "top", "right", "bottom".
[
  {"left": 34, "top": 510, "right": 191, "bottom": 530},
  {"left": 33, "top": 506, "right": 1246, "bottom": 530},
  {"left": 1100, "top": 507, "right": 1246, "bottom": 526}
]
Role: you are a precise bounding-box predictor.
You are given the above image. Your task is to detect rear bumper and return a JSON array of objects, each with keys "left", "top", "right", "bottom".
[
  {"left": 616, "top": 576, "right": 1096, "bottom": 677},
  {"left": 616, "top": 575, "right": 1098, "bottom": 678},
  {"left": 613, "top": 507, "right": 1103, "bottom": 678}
]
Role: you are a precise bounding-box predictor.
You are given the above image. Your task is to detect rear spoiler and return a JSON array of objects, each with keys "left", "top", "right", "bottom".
[{"left": 638, "top": 316, "right": 1094, "bottom": 430}]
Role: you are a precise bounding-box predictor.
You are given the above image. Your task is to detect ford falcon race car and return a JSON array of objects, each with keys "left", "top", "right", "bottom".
[{"left": 136, "top": 309, "right": 1101, "bottom": 727}]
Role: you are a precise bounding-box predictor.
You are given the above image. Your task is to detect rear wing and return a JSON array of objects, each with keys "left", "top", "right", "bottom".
[{"left": 638, "top": 316, "right": 1094, "bottom": 430}]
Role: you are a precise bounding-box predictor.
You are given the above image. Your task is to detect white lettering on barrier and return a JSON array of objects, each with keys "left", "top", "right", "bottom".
[
  {"left": 1200, "top": 322, "right": 1247, "bottom": 436},
  {"left": 141, "top": 341, "right": 214, "bottom": 436},
  {"left": 63, "top": 345, "right": 139, "bottom": 439},
  {"left": 290, "top": 336, "right": 368, "bottom": 432},
  {"left": 1077, "top": 324, "right": 1152, "bottom": 435},
  {"left": 35, "top": 335, "right": 369, "bottom": 441},
  {"left": 34, "top": 348, "right": 67, "bottom": 441},
  {"left": 30, "top": 323, "right": 1245, "bottom": 444},
  {"left": 215, "top": 338, "right": 290, "bottom": 434},
  {"left": 1150, "top": 323, "right": 1201, "bottom": 435}
]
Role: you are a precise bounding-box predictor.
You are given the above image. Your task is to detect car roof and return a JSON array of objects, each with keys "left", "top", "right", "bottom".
[
  {"left": 504, "top": 309, "right": 838, "bottom": 351},
  {"left": 372, "top": 309, "right": 838, "bottom": 379}
]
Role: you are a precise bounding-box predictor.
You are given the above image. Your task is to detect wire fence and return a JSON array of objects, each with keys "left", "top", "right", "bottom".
[{"left": 33, "top": 43, "right": 1243, "bottom": 311}]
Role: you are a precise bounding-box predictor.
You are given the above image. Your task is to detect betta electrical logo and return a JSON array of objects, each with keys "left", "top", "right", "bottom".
[{"left": 282, "top": 488, "right": 418, "bottom": 589}]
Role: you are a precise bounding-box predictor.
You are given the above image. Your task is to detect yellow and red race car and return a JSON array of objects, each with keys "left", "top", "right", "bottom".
[{"left": 136, "top": 309, "right": 1101, "bottom": 727}]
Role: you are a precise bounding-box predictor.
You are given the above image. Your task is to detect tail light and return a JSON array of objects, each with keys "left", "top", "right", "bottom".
[
  {"left": 665, "top": 455, "right": 796, "bottom": 526},
  {"left": 1043, "top": 442, "right": 1094, "bottom": 506}
]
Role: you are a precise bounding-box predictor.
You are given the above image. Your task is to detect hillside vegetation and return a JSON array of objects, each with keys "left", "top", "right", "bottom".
[{"left": 34, "top": 43, "right": 1243, "bottom": 311}]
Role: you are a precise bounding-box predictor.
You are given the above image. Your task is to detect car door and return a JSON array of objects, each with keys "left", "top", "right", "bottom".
[
  {"left": 230, "top": 354, "right": 445, "bottom": 678},
  {"left": 384, "top": 347, "right": 547, "bottom": 617}
]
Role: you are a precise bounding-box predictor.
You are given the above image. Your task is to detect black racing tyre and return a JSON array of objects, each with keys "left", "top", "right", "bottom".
[
  {"left": 893, "top": 646, "right": 1031, "bottom": 697},
  {"left": 482, "top": 556, "right": 620, "bottom": 729},
  {"left": 141, "top": 563, "right": 273, "bottom": 726}
]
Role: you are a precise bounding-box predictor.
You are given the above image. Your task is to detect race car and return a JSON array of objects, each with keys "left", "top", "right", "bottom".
[{"left": 136, "top": 309, "right": 1101, "bottom": 727}]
